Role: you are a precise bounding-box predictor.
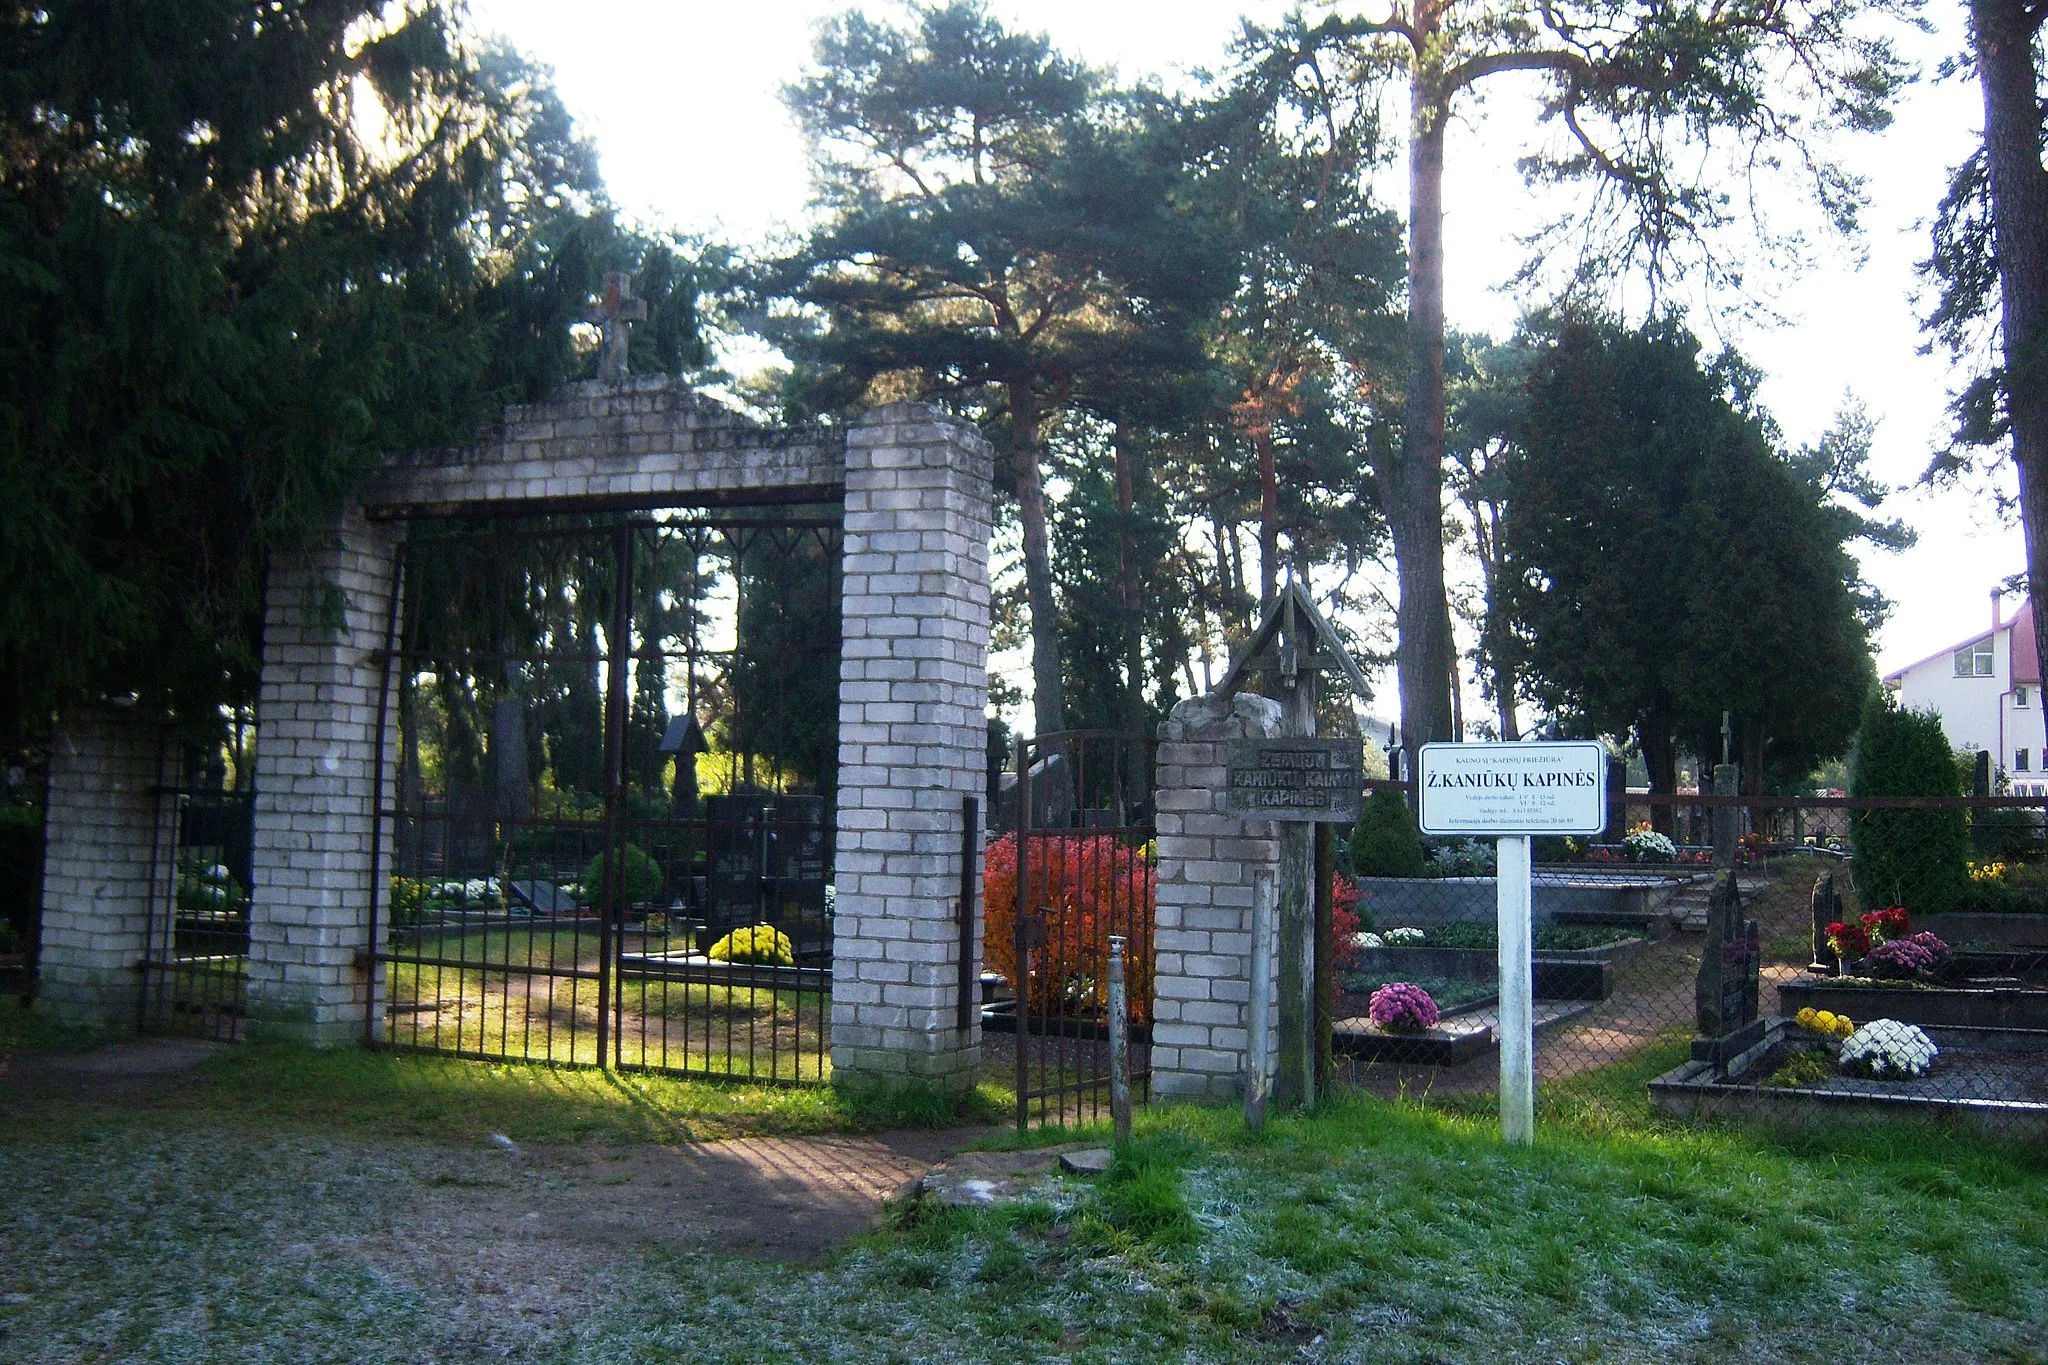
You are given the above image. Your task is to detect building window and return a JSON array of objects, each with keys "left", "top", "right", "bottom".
[
  {"left": 2018, "top": 749, "right": 2031, "bottom": 773},
  {"left": 1956, "top": 639, "right": 1995, "bottom": 677},
  {"left": 2020, "top": 687, "right": 2032, "bottom": 708}
]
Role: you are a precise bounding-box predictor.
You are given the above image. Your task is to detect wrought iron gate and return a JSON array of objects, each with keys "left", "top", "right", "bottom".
[
  {"left": 1003, "top": 730, "right": 1156, "bottom": 1128},
  {"left": 140, "top": 725, "right": 256, "bottom": 1041},
  {"left": 369, "top": 508, "right": 840, "bottom": 1082}
]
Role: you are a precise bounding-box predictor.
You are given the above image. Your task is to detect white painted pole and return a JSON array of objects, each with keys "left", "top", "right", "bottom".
[
  {"left": 1497, "top": 834, "right": 1535, "bottom": 1145},
  {"left": 1245, "top": 866, "right": 1278, "bottom": 1134}
]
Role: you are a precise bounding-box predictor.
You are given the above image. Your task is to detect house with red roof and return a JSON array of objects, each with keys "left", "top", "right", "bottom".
[{"left": 1882, "top": 589, "right": 2047, "bottom": 794}]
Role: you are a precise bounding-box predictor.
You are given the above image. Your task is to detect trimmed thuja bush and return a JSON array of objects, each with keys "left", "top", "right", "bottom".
[
  {"left": 579, "top": 842, "right": 665, "bottom": 910},
  {"left": 1848, "top": 695, "right": 1969, "bottom": 916},
  {"left": 1350, "top": 788, "right": 1426, "bottom": 878}
]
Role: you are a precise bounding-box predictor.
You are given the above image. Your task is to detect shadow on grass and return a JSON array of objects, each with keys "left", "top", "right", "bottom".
[{"left": 0, "top": 999, "right": 1004, "bottom": 1145}]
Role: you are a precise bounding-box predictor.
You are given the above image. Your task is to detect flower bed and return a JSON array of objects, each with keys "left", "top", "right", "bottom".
[{"left": 1780, "top": 978, "right": 2048, "bottom": 1031}]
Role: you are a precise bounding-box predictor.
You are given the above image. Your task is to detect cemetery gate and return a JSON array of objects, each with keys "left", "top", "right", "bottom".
[
  {"left": 139, "top": 719, "right": 257, "bottom": 1041},
  {"left": 1001, "top": 730, "right": 1156, "bottom": 1128},
  {"left": 368, "top": 507, "right": 841, "bottom": 1082}
]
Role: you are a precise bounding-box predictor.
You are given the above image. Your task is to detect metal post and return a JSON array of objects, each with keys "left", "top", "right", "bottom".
[
  {"left": 1245, "top": 865, "right": 1277, "bottom": 1134},
  {"left": 1498, "top": 834, "right": 1535, "bottom": 1145},
  {"left": 1014, "top": 735, "right": 1031, "bottom": 1133},
  {"left": 1107, "top": 935, "right": 1131, "bottom": 1146},
  {"left": 956, "top": 796, "right": 977, "bottom": 1033}
]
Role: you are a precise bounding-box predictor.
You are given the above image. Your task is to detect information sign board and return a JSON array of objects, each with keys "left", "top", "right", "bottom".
[
  {"left": 1225, "top": 738, "right": 1365, "bottom": 822},
  {"left": 1417, "top": 741, "right": 1608, "bottom": 836}
]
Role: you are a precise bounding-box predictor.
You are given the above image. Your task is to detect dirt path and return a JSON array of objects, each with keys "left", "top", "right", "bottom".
[{"left": 0, "top": 1037, "right": 986, "bottom": 1267}]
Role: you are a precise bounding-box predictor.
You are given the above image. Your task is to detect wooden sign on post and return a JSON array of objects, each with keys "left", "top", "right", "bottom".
[
  {"left": 1225, "top": 738, "right": 1365, "bottom": 822},
  {"left": 1417, "top": 741, "right": 1608, "bottom": 1147}
]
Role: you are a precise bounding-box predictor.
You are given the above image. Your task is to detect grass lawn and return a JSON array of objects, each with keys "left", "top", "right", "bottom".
[{"left": 3, "top": 1003, "right": 2047, "bottom": 1363}]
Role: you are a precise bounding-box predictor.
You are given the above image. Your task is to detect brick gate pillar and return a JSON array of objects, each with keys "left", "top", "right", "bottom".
[
  {"left": 1150, "top": 692, "right": 1285, "bottom": 1101},
  {"left": 36, "top": 708, "right": 177, "bottom": 1028},
  {"left": 245, "top": 506, "right": 401, "bottom": 1045},
  {"left": 830, "top": 403, "right": 994, "bottom": 1089}
]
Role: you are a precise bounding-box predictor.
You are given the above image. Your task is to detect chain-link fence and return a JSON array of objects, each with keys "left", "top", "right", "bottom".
[{"left": 1330, "top": 785, "right": 2048, "bottom": 1142}]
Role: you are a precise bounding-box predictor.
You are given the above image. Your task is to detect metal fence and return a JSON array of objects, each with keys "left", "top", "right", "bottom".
[{"left": 1334, "top": 785, "right": 2048, "bottom": 1143}]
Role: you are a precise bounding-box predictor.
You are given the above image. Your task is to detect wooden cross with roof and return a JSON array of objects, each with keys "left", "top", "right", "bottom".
[{"left": 1217, "top": 578, "right": 1372, "bottom": 701}]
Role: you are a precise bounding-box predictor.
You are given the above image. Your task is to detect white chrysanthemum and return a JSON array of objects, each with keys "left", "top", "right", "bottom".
[
  {"left": 1623, "top": 829, "right": 1678, "bottom": 860},
  {"left": 1383, "top": 927, "right": 1426, "bottom": 946},
  {"left": 463, "top": 878, "right": 488, "bottom": 902},
  {"left": 1354, "top": 931, "right": 1384, "bottom": 949},
  {"left": 1839, "top": 1018, "right": 1938, "bottom": 1079},
  {"left": 203, "top": 864, "right": 233, "bottom": 884}
]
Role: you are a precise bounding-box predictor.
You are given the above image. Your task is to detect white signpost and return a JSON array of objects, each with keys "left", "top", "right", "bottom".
[{"left": 1417, "top": 741, "right": 1608, "bottom": 1146}]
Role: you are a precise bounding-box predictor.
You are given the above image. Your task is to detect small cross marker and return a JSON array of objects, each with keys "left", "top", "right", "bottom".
[{"left": 586, "top": 269, "right": 649, "bottom": 382}]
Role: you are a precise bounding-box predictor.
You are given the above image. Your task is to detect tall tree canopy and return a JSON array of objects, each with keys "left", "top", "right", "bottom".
[
  {"left": 1307, "top": 0, "right": 1915, "bottom": 769},
  {"left": 1501, "top": 319, "right": 1886, "bottom": 812},
  {"left": 0, "top": 3, "right": 708, "bottom": 749},
  {"left": 773, "top": 1, "right": 1233, "bottom": 741}
]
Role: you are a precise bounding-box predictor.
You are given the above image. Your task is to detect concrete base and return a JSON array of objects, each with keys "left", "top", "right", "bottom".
[{"left": 35, "top": 968, "right": 141, "bottom": 1031}]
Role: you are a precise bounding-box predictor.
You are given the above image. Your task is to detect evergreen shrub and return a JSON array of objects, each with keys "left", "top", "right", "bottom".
[
  {"left": 578, "top": 842, "right": 665, "bottom": 910},
  {"left": 1848, "top": 696, "right": 1969, "bottom": 915},
  {"left": 1350, "top": 789, "right": 1426, "bottom": 878}
]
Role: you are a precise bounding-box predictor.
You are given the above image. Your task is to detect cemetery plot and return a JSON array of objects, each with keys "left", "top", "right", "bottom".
[
  {"left": 372, "top": 508, "right": 840, "bottom": 1082},
  {"left": 1334, "top": 786, "right": 2048, "bottom": 1139}
]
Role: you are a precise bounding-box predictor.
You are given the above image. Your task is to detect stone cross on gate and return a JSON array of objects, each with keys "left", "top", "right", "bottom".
[{"left": 586, "top": 269, "right": 648, "bottom": 382}]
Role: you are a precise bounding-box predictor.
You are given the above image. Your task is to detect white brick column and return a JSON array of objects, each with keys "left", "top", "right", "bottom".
[
  {"left": 1150, "top": 692, "right": 1284, "bottom": 1101},
  {"left": 830, "top": 403, "right": 994, "bottom": 1088},
  {"left": 36, "top": 709, "right": 176, "bottom": 1028},
  {"left": 246, "top": 506, "right": 401, "bottom": 1045}
]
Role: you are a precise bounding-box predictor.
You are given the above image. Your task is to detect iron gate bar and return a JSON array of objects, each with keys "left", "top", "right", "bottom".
[
  {"left": 364, "top": 533, "right": 406, "bottom": 1047},
  {"left": 599, "top": 522, "right": 633, "bottom": 1068},
  {"left": 957, "top": 795, "right": 977, "bottom": 1033}
]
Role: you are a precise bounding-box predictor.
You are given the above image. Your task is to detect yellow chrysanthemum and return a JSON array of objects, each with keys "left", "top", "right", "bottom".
[
  {"left": 707, "top": 923, "right": 794, "bottom": 966},
  {"left": 1795, "top": 1007, "right": 1818, "bottom": 1028},
  {"left": 1833, "top": 1015, "right": 1854, "bottom": 1037},
  {"left": 1813, "top": 1010, "right": 1837, "bottom": 1032}
]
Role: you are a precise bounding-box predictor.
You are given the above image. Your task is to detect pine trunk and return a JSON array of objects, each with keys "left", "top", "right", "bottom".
[
  {"left": 1387, "top": 76, "right": 1458, "bottom": 769},
  {"left": 1973, "top": 0, "right": 2048, "bottom": 687},
  {"left": 1010, "top": 382, "right": 1065, "bottom": 740}
]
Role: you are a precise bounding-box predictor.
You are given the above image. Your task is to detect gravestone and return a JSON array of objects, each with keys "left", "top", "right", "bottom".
[
  {"left": 706, "top": 794, "right": 770, "bottom": 934},
  {"left": 1809, "top": 872, "right": 1840, "bottom": 974},
  {"left": 510, "top": 880, "right": 577, "bottom": 916},
  {"left": 770, "top": 795, "right": 830, "bottom": 955},
  {"left": 1694, "top": 870, "right": 1760, "bottom": 1036}
]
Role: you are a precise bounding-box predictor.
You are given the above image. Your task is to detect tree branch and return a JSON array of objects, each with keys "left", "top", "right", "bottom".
[{"left": 1442, "top": 47, "right": 1589, "bottom": 98}]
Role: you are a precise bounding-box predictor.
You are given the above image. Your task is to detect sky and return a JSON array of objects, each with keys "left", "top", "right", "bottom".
[{"left": 468, "top": 0, "right": 2012, "bottom": 699}]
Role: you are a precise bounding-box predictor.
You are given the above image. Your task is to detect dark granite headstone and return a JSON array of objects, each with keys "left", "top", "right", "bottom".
[
  {"left": 1695, "top": 870, "right": 1760, "bottom": 1036},
  {"left": 769, "top": 795, "right": 830, "bottom": 955},
  {"left": 510, "top": 880, "right": 577, "bottom": 916},
  {"left": 1809, "top": 872, "right": 1840, "bottom": 974},
  {"left": 706, "top": 794, "right": 769, "bottom": 932}
]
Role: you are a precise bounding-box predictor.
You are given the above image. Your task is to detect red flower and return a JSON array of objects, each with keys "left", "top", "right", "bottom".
[
  {"left": 1826, "top": 921, "right": 1871, "bottom": 959},
  {"left": 1860, "top": 907, "right": 1909, "bottom": 945}
]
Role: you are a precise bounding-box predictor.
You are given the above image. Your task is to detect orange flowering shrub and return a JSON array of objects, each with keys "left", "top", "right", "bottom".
[{"left": 984, "top": 832, "right": 1156, "bottom": 1024}]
